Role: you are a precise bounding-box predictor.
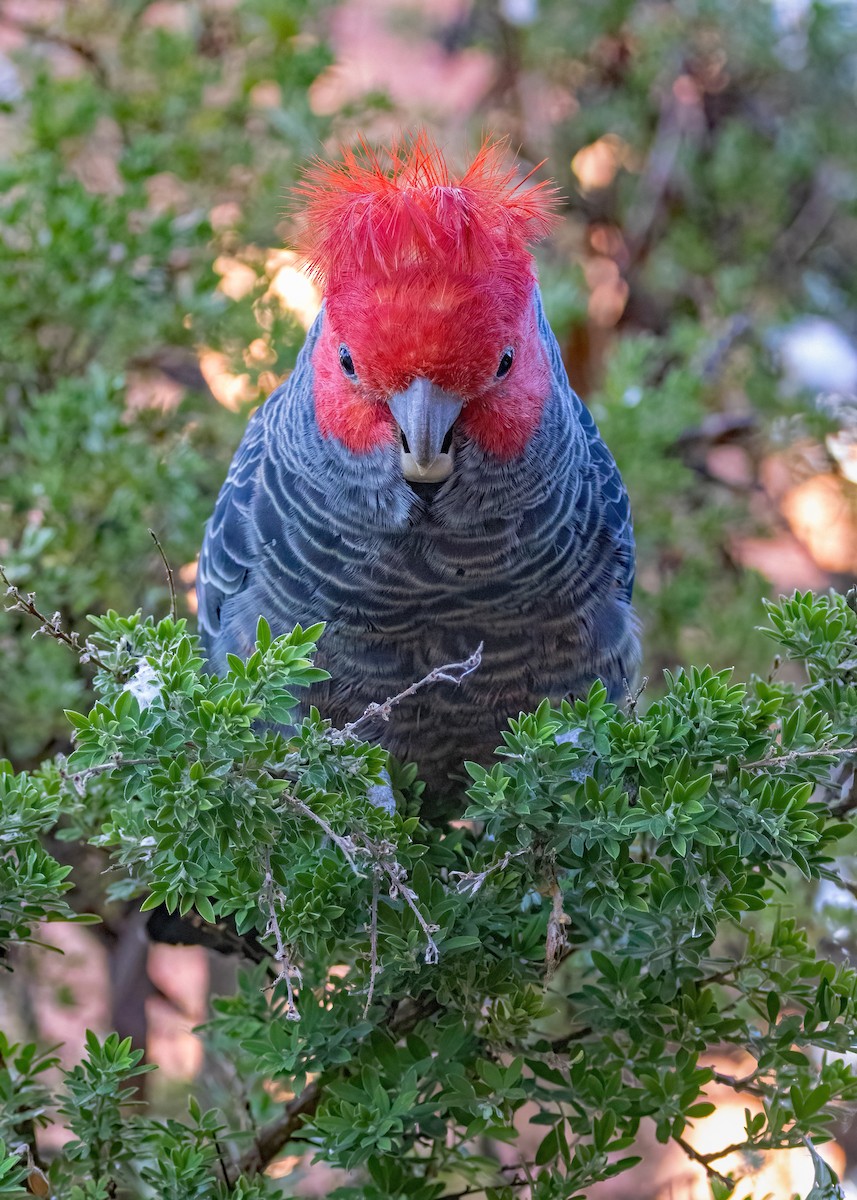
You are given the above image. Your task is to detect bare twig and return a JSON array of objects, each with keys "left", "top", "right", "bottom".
[
  {"left": 450, "top": 849, "right": 525, "bottom": 897},
  {"left": 229, "top": 1082, "right": 320, "bottom": 1181},
  {"left": 213, "top": 1137, "right": 232, "bottom": 1192},
  {"left": 624, "top": 675, "right": 648, "bottom": 721},
  {"left": 363, "top": 867, "right": 382, "bottom": 1017},
  {"left": 121, "top": 0, "right": 159, "bottom": 40},
  {"left": 626, "top": 70, "right": 705, "bottom": 263},
  {"left": 697, "top": 1138, "right": 762, "bottom": 1165},
  {"left": 699, "top": 315, "right": 753, "bottom": 382},
  {"left": 278, "top": 792, "right": 363, "bottom": 874},
  {"left": 774, "top": 166, "right": 841, "bottom": 266},
  {"left": 261, "top": 851, "right": 300, "bottom": 1021},
  {"left": 518, "top": 1154, "right": 537, "bottom": 1195},
  {"left": 372, "top": 846, "right": 440, "bottom": 964},
  {"left": 740, "top": 744, "right": 856, "bottom": 772},
  {"left": 442, "top": 1177, "right": 528, "bottom": 1200},
  {"left": 60, "top": 753, "right": 158, "bottom": 795},
  {"left": 674, "top": 1133, "right": 735, "bottom": 1188},
  {"left": 711, "top": 1068, "right": 769, "bottom": 1099},
  {"left": 1, "top": 566, "right": 114, "bottom": 673},
  {"left": 0, "top": 14, "right": 111, "bottom": 88},
  {"left": 339, "top": 643, "right": 483, "bottom": 739},
  {"left": 148, "top": 529, "right": 177, "bottom": 623},
  {"left": 549, "top": 1026, "right": 593, "bottom": 1052}
]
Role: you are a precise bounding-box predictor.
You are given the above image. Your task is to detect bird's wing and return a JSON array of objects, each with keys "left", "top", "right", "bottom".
[
  {"left": 576, "top": 395, "right": 636, "bottom": 603},
  {"left": 196, "top": 404, "right": 269, "bottom": 653},
  {"left": 198, "top": 312, "right": 329, "bottom": 664}
]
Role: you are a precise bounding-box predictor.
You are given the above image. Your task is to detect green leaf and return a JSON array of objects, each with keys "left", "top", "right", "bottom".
[{"left": 535, "top": 1126, "right": 560, "bottom": 1166}]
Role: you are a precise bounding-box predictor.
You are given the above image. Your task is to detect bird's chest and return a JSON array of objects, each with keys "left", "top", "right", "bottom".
[
  {"left": 314, "top": 516, "right": 577, "bottom": 707},
  {"left": 317, "top": 518, "right": 577, "bottom": 684}
]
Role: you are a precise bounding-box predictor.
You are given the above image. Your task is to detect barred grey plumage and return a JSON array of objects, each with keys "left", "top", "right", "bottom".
[{"left": 198, "top": 289, "right": 639, "bottom": 816}]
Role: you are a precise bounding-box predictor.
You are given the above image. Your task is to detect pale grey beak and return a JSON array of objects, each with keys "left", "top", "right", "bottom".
[{"left": 388, "top": 378, "right": 463, "bottom": 482}]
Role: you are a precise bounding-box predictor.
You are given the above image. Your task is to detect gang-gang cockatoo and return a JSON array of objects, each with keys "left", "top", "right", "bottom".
[{"left": 197, "top": 134, "right": 639, "bottom": 817}]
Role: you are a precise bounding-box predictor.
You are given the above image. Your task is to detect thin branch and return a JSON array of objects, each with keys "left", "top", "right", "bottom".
[
  {"left": 517, "top": 1152, "right": 537, "bottom": 1195},
  {"left": 774, "top": 166, "right": 841, "bottom": 266},
  {"left": 624, "top": 674, "right": 648, "bottom": 721},
  {"left": 626, "top": 69, "right": 704, "bottom": 263},
  {"left": 261, "top": 851, "right": 300, "bottom": 1021},
  {"left": 698, "top": 1138, "right": 762, "bottom": 1165},
  {"left": 148, "top": 529, "right": 177, "bottom": 622},
  {"left": 442, "top": 1180, "right": 528, "bottom": 1200},
  {"left": 60, "top": 753, "right": 159, "bottom": 795},
  {"left": 674, "top": 1133, "right": 734, "bottom": 1188},
  {"left": 831, "top": 876, "right": 857, "bottom": 904},
  {"left": 339, "top": 643, "right": 483, "bottom": 739},
  {"left": 213, "top": 1136, "right": 232, "bottom": 1192},
  {"left": 700, "top": 315, "right": 753, "bottom": 382},
  {"left": 280, "top": 792, "right": 363, "bottom": 874},
  {"left": 450, "top": 849, "right": 525, "bottom": 897},
  {"left": 1, "top": 566, "right": 114, "bottom": 673},
  {"left": 121, "top": 0, "right": 159, "bottom": 40},
  {"left": 740, "top": 744, "right": 857, "bottom": 771},
  {"left": 374, "top": 848, "right": 440, "bottom": 964},
  {"left": 549, "top": 1026, "right": 593, "bottom": 1053},
  {"left": 711, "top": 1068, "right": 769, "bottom": 1099},
  {"left": 229, "top": 1082, "right": 320, "bottom": 1181},
  {"left": 0, "top": 14, "right": 111, "bottom": 88},
  {"left": 363, "top": 867, "right": 381, "bottom": 1018}
]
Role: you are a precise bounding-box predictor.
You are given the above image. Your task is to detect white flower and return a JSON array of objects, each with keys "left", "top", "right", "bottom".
[{"left": 123, "top": 660, "right": 160, "bottom": 709}]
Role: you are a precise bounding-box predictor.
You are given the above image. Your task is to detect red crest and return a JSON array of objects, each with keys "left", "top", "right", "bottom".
[{"left": 294, "top": 131, "right": 558, "bottom": 285}]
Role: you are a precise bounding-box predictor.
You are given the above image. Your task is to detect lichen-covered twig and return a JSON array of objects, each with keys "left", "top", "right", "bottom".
[
  {"left": 1, "top": 566, "right": 115, "bottom": 673},
  {"left": 450, "top": 849, "right": 525, "bottom": 897},
  {"left": 339, "top": 643, "right": 483, "bottom": 739},
  {"left": 261, "top": 851, "right": 300, "bottom": 1021},
  {"left": 60, "top": 753, "right": 158, "bottom": 795},
  {"left": 363, "top": 867, "right": 382, "bottom": 1017},
  {"left": 373, "top": 846, "right": 439, "bottom": 965},
  {"left": 279, "top": 792, "right": 363, "bottom": 875},
  {"left": 624, "top": 674, "right": 648, "bottom": 720},
  {"left": 741, "top": 743, "right": 856, "bottom": 771},
  {"left": 545, "top": 872, "right": 569, "bottom": 978}
]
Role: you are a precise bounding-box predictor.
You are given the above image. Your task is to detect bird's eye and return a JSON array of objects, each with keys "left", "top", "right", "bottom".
[
  {"left": 496, "top": 347, "right": 515, "bottom": 378},
  {"left": 339, "top": 344, "right": 356, "bottom": 378}
]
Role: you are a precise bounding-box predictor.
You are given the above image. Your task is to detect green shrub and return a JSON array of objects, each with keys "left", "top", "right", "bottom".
[{"left": 3, "top": 581, "right": 857, "bottom": 1198}]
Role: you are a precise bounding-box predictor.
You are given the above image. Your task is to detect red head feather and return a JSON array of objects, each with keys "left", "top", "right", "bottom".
[
  {"left": 294, "top": 131, "right": 559, "bottom": 285},
  {"left": 293, "top": 134, "right": 560, "bottom": 459}
]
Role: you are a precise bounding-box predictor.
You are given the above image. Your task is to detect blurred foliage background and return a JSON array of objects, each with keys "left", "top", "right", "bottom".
[{"left": 1, "top": 0, "right": 857, "bottom": 1195}]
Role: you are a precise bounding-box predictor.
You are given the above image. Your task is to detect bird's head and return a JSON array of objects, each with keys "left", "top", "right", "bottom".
[{"left": 295, "top": 133, "right": 559, "bottom": 483}]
